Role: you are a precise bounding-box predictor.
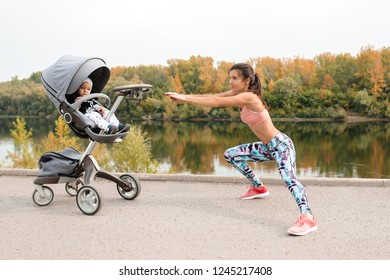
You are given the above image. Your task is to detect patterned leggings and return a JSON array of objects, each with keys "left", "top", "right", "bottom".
[{"left": 224, "top": 132, "right": 311, "bottom": 214}]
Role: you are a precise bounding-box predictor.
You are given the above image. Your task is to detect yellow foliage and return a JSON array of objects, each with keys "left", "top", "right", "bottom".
[
  {"left": 5, "top": 117, "right": 37, "bottom": 168},
  {"left": 10, "top": 117, "right": 33, "bottom": 145},
  {"left": 41, "top": 116, "right": 80, "bottom": 152}
]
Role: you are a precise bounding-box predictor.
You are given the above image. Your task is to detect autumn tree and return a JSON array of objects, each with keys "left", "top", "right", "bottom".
[
  {"left": 380, "top": 47, "right": 390, "bottom": 100},
  {"left": 168, "top": 72, "right": 185, "bottom": 94},
  {"left": 214, "top": 61, "right": 233, "bottom": 92},
  {"left": 356, "top": 46, "right": 386, "bottom": 97},
  {"left": 40, "top": 116, "right": 80, "bottom": 152},
  {"left": 258, "top": 57, "right": 284, "bottom": 87},
  {"left": 284, "top": 57, "right": 317, "bottom": 88},
  {"left": 314, "top": 52, "right": 337, "bottom": 90}
]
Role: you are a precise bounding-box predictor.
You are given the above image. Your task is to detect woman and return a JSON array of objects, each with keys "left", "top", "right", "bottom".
[{"left": 165, "top": 63, "right": 317, "bottom": 236}]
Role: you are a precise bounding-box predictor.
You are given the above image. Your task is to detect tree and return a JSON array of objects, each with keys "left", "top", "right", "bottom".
[
  {"left": 197, "top": 56, "right": 215, "bottom": 93},
  {"left": 168, "top": 72, "right": 185, "bottom": 94},
  {"left": 40, "top": 116, "right": 80, "bottom": 152},
  {"left": 5, "top": 117, "right": 36, "bottom": 168},
  {"left": 285, "top": 57, "right": 317, "bottom": 87},
  {"left": 258, "top": 57, "right": 284, "bottom": 85},
  {"left": 167, "top": 55, "right": 215, "bottom": 94},
  {"left": 107, "top": 125, "right": 159, "bottom": 173},
  {"left": 314, "top": 52, "right": 336, "bottom": 89},
  {"left": 214, "top": 61, "right": 233, "bottom": 92},
  {"left": 356, "top": 46, "right": 386, "bottom": 96},
  {"left": 380, "top": 47, "right": 390, "bottom": 100},
  {"left": 29, "top": 71, "right": 42, "bottom": 83},
  {"left": 272, "top": 77, "right": 300, "bottom": 97},
  {"left": 333, "top": 53, "right": 358, "bottom": 92}
]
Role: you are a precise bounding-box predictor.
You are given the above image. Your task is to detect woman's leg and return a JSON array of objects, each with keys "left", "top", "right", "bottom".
[
  {"left": 271, "top": 136, "right": 311, "bottom": 214},
  {"left": 224, "top": 142, "right": 272, "bottom": 187}
]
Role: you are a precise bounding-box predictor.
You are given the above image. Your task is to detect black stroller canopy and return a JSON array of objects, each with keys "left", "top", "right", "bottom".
[{"left": 41, "top": 55, "right": 110, "bottom": 110}]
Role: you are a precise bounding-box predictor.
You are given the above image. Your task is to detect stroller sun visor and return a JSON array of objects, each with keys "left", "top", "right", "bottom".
[{"left": 41, "top": 55, "right": 110, "bottom": 110}]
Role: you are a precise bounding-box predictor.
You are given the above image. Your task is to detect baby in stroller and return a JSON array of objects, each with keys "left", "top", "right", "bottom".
[
  {"left": 33, "top": 55, "right": 152, "bottom": 215},
  {"left": 71, "top": 78, "right": 130, "bottom": 134}
]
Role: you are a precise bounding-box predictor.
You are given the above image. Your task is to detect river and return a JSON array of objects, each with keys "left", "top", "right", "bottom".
[{"left": 0, "top": 118, "right": 389, "bottom": 178}]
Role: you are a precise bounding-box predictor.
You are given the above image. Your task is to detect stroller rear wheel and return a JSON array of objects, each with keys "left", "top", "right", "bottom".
[
  {"left": 32, "top": 186, "right": 54, "bottom": 206},
  {"left": 76, "top": 186, "right": 102, "bottom": 215},
  {"left": 65, "top": 179, "right": 84, "bottom": 196},
  {"left": 117, "top": 174, "right": 141, "bottom": 200}
]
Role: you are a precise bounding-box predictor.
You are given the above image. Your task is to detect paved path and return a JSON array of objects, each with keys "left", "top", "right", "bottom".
[{"left": 0, "top": 169, "right": 389, "bottom": 260}]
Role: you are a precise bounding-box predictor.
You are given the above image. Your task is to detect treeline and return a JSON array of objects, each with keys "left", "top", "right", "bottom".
[{"left": 1, "top": 45, "right": 389, "bottom": 120}]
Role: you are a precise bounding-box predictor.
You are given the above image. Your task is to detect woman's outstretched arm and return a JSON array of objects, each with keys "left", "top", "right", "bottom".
[{"left": 165, "top": 91, "right": 256, "bottom": 108}]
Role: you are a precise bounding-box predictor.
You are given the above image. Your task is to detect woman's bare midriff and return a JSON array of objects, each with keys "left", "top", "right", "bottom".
[{"left": 248, "top": 119, "right": 280, "bottom": 144}]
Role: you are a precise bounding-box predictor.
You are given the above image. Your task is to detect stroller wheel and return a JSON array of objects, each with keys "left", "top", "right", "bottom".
[
  {"left": 76, "top": 186, "right": 102, "bottom": 215},
  {"left": 32, "top": 186, "right": 54, "bottom": 206},
  {"left": 65, "top": 179, "right": 84, "bottom": 196},
  {"left": 117, "top": 174, "right": 142, "bottom": 200}
]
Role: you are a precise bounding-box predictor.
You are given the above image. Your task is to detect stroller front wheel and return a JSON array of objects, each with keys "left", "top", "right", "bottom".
[
  {"left": 32, "top": 186, "right": 54, "bottom": 206},
  {"left": 76, "top": 186, "right": 102, "bottom": 215},
  {"left": 117, "top": 174, "right": 141, "bottom": 200}
]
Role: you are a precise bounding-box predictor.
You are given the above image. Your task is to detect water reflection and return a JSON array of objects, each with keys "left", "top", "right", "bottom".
[
  {"left": 142, "top": 121, "right": 390, "bottom": 179},
  {"left": 0, "top": 117, "right": 389, "bottom": 178}
]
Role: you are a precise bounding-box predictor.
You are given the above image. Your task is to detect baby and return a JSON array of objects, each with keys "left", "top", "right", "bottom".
[{"left": 75, "top": 78, "right": 129, "bottom": 134}]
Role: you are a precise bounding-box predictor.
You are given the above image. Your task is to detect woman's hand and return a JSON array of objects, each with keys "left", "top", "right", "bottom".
[{"left": 165, "top": 92, "right": 188, "bottom": 104}]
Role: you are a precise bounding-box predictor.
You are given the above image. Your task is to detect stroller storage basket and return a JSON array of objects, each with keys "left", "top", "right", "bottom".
[{"left": 38, "top": 148, "right": 81, "bottom": 177}]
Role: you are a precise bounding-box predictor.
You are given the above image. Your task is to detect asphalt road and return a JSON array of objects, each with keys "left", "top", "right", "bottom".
[{"left": 0, "top": 169, "right": 389, "bottom": 260}]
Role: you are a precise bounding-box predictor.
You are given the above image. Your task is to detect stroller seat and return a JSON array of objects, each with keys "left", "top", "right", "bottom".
[
  {"left": 60, "top": 85, "right": 152, "bottom": 143},
  {"left": 60, "top": 93, "right": 128, "bottom": 144}
]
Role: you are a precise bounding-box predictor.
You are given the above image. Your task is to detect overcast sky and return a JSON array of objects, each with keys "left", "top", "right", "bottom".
[{"left": 0, "top": 0, "right": 389, "bottom": 82}]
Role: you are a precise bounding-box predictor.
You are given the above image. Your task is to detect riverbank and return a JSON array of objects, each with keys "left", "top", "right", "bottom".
[
  {"left": 275, "top": 115, "right": 390, "bottom": 123},
  {"left": 1, "top": 113, "right": 389, "bottom": 123},
  {"left": 1, "top": 168, "right": 390, "bottom": 187}
]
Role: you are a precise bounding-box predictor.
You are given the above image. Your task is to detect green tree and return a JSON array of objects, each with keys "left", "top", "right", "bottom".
[
  {"left": 107, "top": 125, "right": 159, "bottom": 173},
  {"left": 314, "top": 52, "right": 337, "bottom": 89},
  {"left": 272, "top": 77, "right": 300, "bottom": 97},
  {"left": 353, "top": 90, "right": 384, "bottom": 117},
  {"left": 333, "top": 53, "right": 358, "bottom": 92}
]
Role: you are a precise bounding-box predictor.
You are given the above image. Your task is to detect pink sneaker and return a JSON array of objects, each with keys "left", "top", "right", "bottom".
[
  {"left": 240, "top": 185, "right": 269, "bottom": 200},
  {"left": 288, "top": 214, "right": 318, "bottom": 236}
]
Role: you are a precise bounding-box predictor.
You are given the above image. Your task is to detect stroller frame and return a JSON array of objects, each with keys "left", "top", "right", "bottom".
[{"left": 32, "top": 55, "right": 152, "bottom": 215}]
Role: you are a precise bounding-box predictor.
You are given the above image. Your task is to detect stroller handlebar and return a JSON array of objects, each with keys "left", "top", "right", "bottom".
[
  {"left": 113, "top": 84, "right": 152, "bottom": 100},
  {"left": 70, "top": 93, "right": 111, "bottom": 109}
]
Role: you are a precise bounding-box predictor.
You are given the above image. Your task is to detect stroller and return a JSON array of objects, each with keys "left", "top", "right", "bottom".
[{"left": 32, "top": 55, "right": 152, "bottom": 215}]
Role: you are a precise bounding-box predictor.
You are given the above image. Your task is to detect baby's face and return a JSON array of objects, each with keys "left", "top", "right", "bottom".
[{"left": 78, "top": 82, "right": 92, "bottom": 96}]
